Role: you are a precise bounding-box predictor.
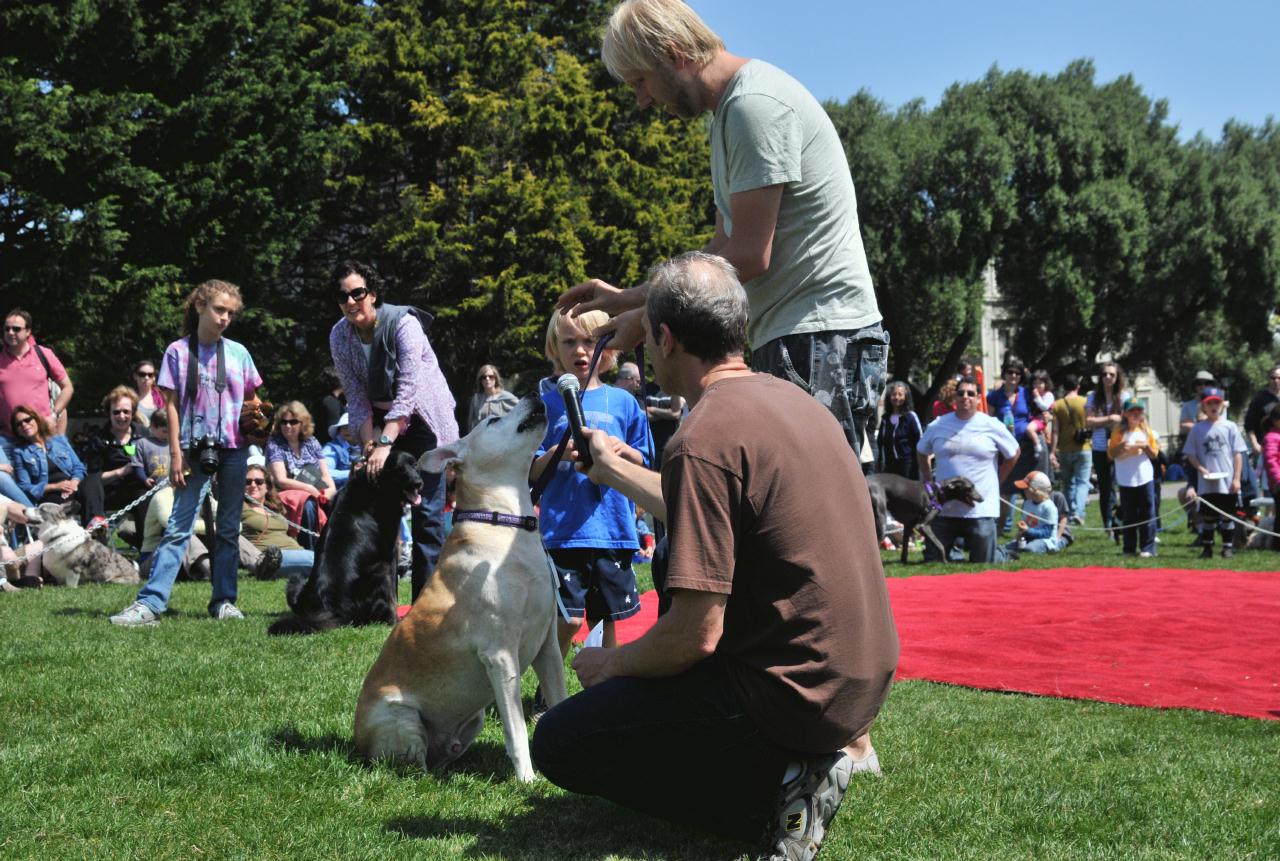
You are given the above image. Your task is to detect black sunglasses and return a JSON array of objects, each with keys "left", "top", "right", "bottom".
[
  {"left": 279, "top": 418, "right": 301, "bottom": 426},
  {"left": 955, "top": 390, "right": 979, "bottom": 398},
  {"left": 335, "top": 286, "right": 371, "bottom": 304},
  {"left": 135, "top": 370, "right": 155, "bottom": 378},
  {"left": 245, "top": 477, "right": 267, "bottom": 486},
  {"left": 111, "top": 409, "right": 133, "bottom": 416},
  {"left": 4, "top": 325, "right": 25, "bottom": 333}
]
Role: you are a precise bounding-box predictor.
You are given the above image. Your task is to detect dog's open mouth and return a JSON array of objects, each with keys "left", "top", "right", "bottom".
[{"left": 405, "top": 488, "right": 422, "bottom": 507}]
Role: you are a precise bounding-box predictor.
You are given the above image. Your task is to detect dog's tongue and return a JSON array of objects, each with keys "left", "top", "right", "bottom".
[{"left": 409, "top": 492, "right": 421, "bottom": 507}]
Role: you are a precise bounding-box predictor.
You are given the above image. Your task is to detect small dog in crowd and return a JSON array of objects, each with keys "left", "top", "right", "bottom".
[
  {"left": 267, "top": 450, "right": 424, "bottom": 636},
  {"left": 866, "top": 474, "right": 983, "bottom": 564},
  {"left": 22, "top": 501, "right": 140, "bottom": 587},
  {"left": 355, "top": 395, "right": 567, "bottom": 782}
]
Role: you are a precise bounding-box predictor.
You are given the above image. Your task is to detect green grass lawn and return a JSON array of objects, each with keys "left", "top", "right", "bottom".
[{"left": 1, "top": 497, "right": 1276, "bottom": 859}]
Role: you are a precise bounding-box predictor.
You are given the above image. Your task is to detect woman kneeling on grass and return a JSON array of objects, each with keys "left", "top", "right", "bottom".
[
  {"left": 240, "top": 464, "right": 314, "bottom": 580},
  {"left": 110, "top": 279, "right": 263, "bottom": 627}
]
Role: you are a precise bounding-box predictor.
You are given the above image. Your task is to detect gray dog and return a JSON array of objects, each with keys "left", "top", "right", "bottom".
[
  {"left": 866, "top": 474, "right": 983, "bottom": 564},
  {"left": 22, "top": 502, "right": 140, "bottom": 587}
]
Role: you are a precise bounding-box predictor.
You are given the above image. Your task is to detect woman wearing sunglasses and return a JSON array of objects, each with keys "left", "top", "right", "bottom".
[
  {"left": 9, "top": 405, "right": 107, "bottom": 525},
  {"left": 131, "top": 360, "right": 166, "bottom": 424},
  {"left": 328, "top": 260, "right": 457, "bottom": 602},
  {"left": 81, "top": 385, "right": 150, "bottom": 517},
  {"left": 240, "top": 465, "right": 315, "bottom": 580},
  {"left": 266, "top": 401, "right": 335, "bottom": 545}
]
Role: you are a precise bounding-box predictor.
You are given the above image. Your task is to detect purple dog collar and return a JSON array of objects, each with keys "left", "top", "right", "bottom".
[
  {"left": 923, "top": 481, "right": 945, "bottom": 512},
  {"left": 452, "top": 509, "right": 539, "bottom": 532}
]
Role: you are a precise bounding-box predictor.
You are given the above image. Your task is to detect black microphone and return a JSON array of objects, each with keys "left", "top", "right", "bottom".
[{"left": 556, "top": 373, "right": 593, "bottom": 469}]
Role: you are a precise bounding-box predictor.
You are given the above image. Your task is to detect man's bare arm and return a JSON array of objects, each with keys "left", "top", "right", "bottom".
[
  {"left": 579, "top": 427, "right": 665, "bottom": 521},
  {"left": 572, "top": 589, "right": 726, "bottom": 687},
  {"left": 712, "top": 186, "right": 783, "bottom": 283}
]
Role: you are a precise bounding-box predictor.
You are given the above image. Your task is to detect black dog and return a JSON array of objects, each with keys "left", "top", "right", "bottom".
[
  {"left": 866, "top": 474, "right": 983, "bottom": 564},
  {"left": 267, "top": 450, "right": 423, "bottom": 636}
]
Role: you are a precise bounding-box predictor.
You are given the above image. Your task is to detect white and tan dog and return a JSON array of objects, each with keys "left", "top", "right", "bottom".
[
  {"left": 23, "top": 501, "right": 140, "bottom": 587},
  {"left": 354, "top": 395, "right": 568, "bottom": 782}
]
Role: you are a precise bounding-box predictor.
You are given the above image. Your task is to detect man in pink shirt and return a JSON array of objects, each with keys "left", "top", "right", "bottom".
[{"left": 0, "top": 308, "right": 74, "bottom": 442}]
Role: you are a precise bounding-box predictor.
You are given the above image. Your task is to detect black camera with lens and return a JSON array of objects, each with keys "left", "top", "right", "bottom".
[
  {"left": 192, "top": 434, "right": 221, "bottom": 475},
  {"left": 645, "top": 395, "right": 673, "bottom": 410}
]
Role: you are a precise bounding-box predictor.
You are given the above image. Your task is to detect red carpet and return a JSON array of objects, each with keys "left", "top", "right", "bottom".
[
  {"left": 398, "top": 567, "right": 1280, "bottom": 721},
  {"left": 886, "top": 567, "right": 1280, "bottom": 721}
]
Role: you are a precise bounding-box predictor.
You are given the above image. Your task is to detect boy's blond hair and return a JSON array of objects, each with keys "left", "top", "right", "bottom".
[
  {"left": 601, "top": 0, "right": 724, "bottom": 81},
  {"left": 544, "top": 308, "right": 618, "bottom": 376}
]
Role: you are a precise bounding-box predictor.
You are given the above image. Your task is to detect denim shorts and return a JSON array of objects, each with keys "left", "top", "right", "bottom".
[
  {"left": 549, "top": 547, "right": 641, "bottom": 622},
  {"left": 750, "top": 322, "right": 889, "bottom": 462}
]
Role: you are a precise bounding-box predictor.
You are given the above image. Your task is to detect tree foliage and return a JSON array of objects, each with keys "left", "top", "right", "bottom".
[{"left": 1, "top": 6, "right": 1277, "bottom": 417}]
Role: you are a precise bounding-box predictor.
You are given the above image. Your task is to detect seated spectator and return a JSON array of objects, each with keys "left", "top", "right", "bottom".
[
  {"left": 130, "top": 360, "right": 166, "bottom": 425},
  {"left": 0, "top": 440, "right": 32, "bottom": 507},
  {"left": 467, "top": 364, "right": 520, "bottom": 432},
  {"left": 1003, "top": 471, "right": 1061, "bottom": 556},
  {"left": 240, "top": 464, "right": 314, "bottom": 579},
  {"left": 81, "top": 386, "right": 150, "bottom": 514},
  {"left": 131, "top": 410, "right": 173, "bottom": 488},
  {"left": 322, "top": 413, "right": 360, "bottom": 488},
  {"left": 266, "top": 401, "right": 334, "bottom": 546},
  {"left": 9, "top": 405, "right": 107, "bottom": 527}
]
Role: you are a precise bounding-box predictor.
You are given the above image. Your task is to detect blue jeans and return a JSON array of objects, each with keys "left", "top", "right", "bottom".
[
  {"left": 136, "top": 447, "right": 249, "bottom": 615},
  {"left": 1118, "top": 482, "right": 1156, "bottom": 554},
  {"left": 923, "top": 515, "right": 998, "bottom": 563},
  {"left": 1057, "top": 450, "right": 1091, "bottom": 521},
  {"left": 0, "top": 469, "right": 32, "bottom": 507},
  {"left": 750, "top": 322, "right": 889, "bottom": 465},
  {"left": 532, "top": 653, "right": 792, "bottom": 841},
  {"left": 376, "top": 412, "right": 447, "bottom": 602},
  {"left": 278, "top": 548, "right": 314, "bottom": 579}
]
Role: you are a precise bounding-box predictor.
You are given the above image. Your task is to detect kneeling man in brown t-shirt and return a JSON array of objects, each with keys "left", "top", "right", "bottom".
[{"left": 532, "top": 252, "right": 898, "bottom": 860}]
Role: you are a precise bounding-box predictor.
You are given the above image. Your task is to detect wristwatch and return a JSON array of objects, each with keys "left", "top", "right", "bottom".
[{"left": 373, "top": 434, "right": 394, "bottom": 448}]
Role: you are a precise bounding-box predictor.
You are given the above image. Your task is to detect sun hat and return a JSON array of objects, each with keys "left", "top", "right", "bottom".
[
  {"left": 328, "top": 412, "right": 349, "bottom": 440},
  {"left": 1193, "top": 370, "right": 1215, "bottom": 384}
]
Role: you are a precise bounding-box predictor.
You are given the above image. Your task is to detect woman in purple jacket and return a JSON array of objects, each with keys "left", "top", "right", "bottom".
[{"left": 328, "top": 260, "right": 459, "bottom": 601}]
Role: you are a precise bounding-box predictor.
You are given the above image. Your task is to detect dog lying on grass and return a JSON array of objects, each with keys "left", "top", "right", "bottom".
[
  {"left": 355, "top": 395, "right": 567, "bottom": 782},
  {"left": 866, "top": 474, "right": 983, "bottom": 564},
  {"left": 22, "top": 501, "right": 139, "bottom": 587},
  {"left": 267, "top": 450, "right": 423, "bottom": 636}
]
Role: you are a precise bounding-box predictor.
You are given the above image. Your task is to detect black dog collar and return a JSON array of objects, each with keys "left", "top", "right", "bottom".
[{"left": 453, "top": 509, "right": 539, "bottom": 532}]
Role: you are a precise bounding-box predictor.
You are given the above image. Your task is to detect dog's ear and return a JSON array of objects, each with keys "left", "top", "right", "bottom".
[{"left": 419, "top": 442, "right": 465, "bottom": 474}]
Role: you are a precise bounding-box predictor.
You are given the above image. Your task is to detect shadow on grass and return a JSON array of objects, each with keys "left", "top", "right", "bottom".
[
  {"left": 386, "top": 792, "right": 750, "bottom": 860},
  {"left": 52, "top": 606, "right": 197, "bottom": 618},
  {"left": 269, "top": 725, "right": 357, "bottom": 761}
]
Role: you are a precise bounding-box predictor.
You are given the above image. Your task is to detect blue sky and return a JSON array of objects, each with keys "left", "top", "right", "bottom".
[{"left": 689, "top": 0, "right": 1276, "bottom": 141}]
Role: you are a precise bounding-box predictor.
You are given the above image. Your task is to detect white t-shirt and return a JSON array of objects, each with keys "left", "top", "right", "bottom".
[
  {"left": 1113, "top": 427, "right": 1155, "bottom": 487},
  {"left": 917, "top": 412, "right": 1019, "bottom": 519}
]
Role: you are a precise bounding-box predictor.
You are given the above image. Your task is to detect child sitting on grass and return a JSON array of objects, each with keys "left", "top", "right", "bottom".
[{"left": 1004, "top": 470, "right": 1060, "bottom": 557}]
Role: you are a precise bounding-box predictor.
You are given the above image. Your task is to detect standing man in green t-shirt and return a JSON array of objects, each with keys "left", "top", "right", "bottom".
[
  {"left": 1049, "top": 374, "right": 1090, "bottom": 525},
  {"left": 558, "top": 0, "right": 888, "bottom": 467}
]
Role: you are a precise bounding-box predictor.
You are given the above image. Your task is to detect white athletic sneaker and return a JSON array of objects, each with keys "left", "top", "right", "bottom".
[
  {"left": 761, "top": 752, "right": 853, "bottom": 861},
  {"left": 848, "top": 745, "right": 882, "bottom": 776},
  {"left": 110, "top": 601, "right": 159, "bottom": 627},
  {"left": 214, "top": 602, "right": 245, "bottom": 621}
]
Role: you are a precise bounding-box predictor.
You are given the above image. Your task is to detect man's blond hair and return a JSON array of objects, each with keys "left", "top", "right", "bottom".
[{"left": 602, "top": 0, "right": 723, "bottom": 80}]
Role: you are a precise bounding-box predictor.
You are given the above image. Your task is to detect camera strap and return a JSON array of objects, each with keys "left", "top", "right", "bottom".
[{"left": 185, "top": 336, "right": 227, "bottom": 447}]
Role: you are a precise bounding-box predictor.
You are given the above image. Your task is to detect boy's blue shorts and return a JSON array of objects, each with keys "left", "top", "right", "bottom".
[{"left": 549, "top": 547, "right": 642, "bottom": 623}]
